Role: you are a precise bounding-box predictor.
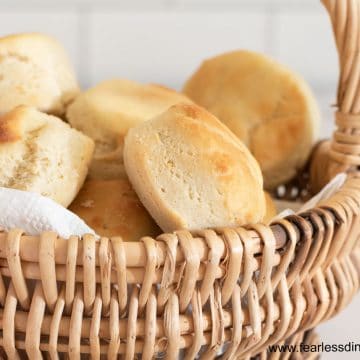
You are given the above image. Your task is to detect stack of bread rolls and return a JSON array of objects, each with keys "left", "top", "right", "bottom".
[{"left": 0, "top": 32, "right": 321, "bottom": 239}]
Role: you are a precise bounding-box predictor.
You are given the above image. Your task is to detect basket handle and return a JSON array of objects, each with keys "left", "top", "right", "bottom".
[{"left": 322, "top": 0, "right": 360, "bottom": 177}]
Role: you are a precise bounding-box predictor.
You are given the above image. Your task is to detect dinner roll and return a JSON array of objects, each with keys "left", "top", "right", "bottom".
[
  {"left": 87, "top": 147, "right": 127, "bottom": 180},
  {"left": 0, "top": 106, "right": 94, "bottom": 207},
  {"left": 124, "top": 103, "right": 266, "bottom": 232},
  {"left": 66, "top": 79, "right": 192, "bottom": 179},
  {"left": 183, "top": 50, "right": 320, "bottom": 190},
  {"left": 69, "top": 179, "right": 161, "bottom": 240},
  {"left": 0, "top": 33, "right": 79, "bottom": 115},
  {"left": 264, "top": 191, "right": 277, "bottom": 224},
  {"left": 67, "top": 79, "right": 192, "bottom": 156}
]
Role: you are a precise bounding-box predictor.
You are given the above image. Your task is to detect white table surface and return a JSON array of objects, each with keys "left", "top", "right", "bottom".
[{"left": 318, "top": 294, "right": 360, "bottom": 359}]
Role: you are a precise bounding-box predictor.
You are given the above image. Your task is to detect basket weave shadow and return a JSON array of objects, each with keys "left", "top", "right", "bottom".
[{"left": 1, "top": 0, "right": 360, "bottom": 358}]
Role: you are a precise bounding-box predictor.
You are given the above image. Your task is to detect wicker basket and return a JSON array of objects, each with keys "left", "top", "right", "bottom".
[{"left": 1, "top": 0, "right": 360, "bottom": 359}]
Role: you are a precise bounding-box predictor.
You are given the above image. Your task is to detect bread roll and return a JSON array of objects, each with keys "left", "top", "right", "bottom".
[
  {"left": 66, "top": 79, "right": 192, "bottom": 179},
  {"left": 0, "top": 106, "right": 94, "bottom": 207},
  {"left": 87, "top": 147, "right": 127, "bottom": 180},
  {"left": 124, "top": 103, "right": 266, "bottom": 232},
  {"left": 183, "top": 50, "right": 320, "bottom": 190},
  {"left": 69, "top": 179, "right": 161, "bottom": 240},
  {"left": 0, "top": 33, "right": 79, "bottom": 115},
  {"left": 263, "top": 191, "right": 277, "bottom": 224}
]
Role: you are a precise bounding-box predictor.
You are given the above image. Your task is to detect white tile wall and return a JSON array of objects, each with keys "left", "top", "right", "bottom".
[
  {"left": 271, "top": 9, "right": 338, "bottom": 92},
  {"left": 0, "top": 1, "right": 358, "bottom": 359},
  {"left": 0, "top": 2, "right": 338, "bottom": 94},
  {"left": 88, "top": 11, "right": 267, "bottom": 89}
]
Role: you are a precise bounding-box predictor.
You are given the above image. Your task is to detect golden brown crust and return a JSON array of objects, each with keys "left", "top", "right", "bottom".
[
  {"left": 69, "top": 179, "right": 161, "bottom": 240},
  {"left": 183, "top": 50, "right": 320, "bottom": 190},
  {"left": 0, "top": 106, "right": 24, "bottom": 142},
  {"left": 0, "top": 105, "right": 94, "bottom": 207},
  {"left": 173, "top": 102, "right": 212, "bottom": 121},
  {"left": 0, "top": 105, "right": 48, "bottom": 143}
]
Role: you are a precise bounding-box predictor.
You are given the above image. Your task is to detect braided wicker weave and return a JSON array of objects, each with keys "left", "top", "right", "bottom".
[{"left": 0, "top": 0, "right": 360, "bottom": 359}]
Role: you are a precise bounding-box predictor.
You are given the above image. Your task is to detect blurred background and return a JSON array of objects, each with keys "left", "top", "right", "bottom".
[{"left": 0, "top": 0, "right": 358, "bottom": 358}]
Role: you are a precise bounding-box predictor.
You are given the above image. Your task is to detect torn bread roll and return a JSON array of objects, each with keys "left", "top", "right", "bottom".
[
  {"left": 69, "top": 179, "right": 161, "bottom": 240},
  {"left": 124, "top": 103, "right": 266, "bottom": 232},
  {"left": 183, "top": 50, "right": 320, "bottom": 190},
  {"left": 0, "top": 32, "right": 79, "bottom": 115},
  {"left": 0, "top": 106, "right": 94, "bottom": 207},
  {"left": 66, "top": 79, "right": 192, "bottom": 179}
]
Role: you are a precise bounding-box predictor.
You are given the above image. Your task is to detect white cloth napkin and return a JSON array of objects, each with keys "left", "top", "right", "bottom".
[{"left": 0, "top": 187, "right": 96, "bottom": 238}]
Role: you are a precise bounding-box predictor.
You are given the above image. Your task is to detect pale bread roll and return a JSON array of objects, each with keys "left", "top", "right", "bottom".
[
  {"left": 183, "top": 50, "right": 320, "bottom": 190},
  {"left": 69, "top": 179, "right": 161, "bottom": 240},
  {"left": 124, "top": 103, "right": 266, "bottom": 232},
  {"left": 0, "top": 106, "right": 94, "bottom": 207},
  {"left": 263, "top": 191, "right": 277, "bottom": 224},
  {"left": 0, "top": 33, "right": 79, "bottom": 115},
  {"left": 66, "top": 79, "right": 192, "bottom": 179}
]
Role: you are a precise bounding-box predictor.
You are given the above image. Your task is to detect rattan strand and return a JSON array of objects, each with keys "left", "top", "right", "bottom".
[{"left": 1, "top": 249, "right": 356, "bottom": 357}]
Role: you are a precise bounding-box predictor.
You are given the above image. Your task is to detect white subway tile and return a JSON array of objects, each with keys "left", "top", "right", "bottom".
[
  {"left": 88, "top": 11, "right": 267, "bottom": 89},
  {"left": 175, "top": 0, "right": 315, "bottom": 6},
  {"left": 0, "top": 11, "right": 81, "bottom": 82},
  {"left": 316, "top": 90, "right": 336, "bottom": 138},
  {"left": 176, "top": 0, "right": 260, "bottom": 3},
  {"left": 271, "top": 11, "right": 338, "bottom": 92},
  {"left": 0, "top": 0, "right": 174, "bottom": 9},
  {"left": 271, "top": 9, "right": 339, "bottom": 138}
]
